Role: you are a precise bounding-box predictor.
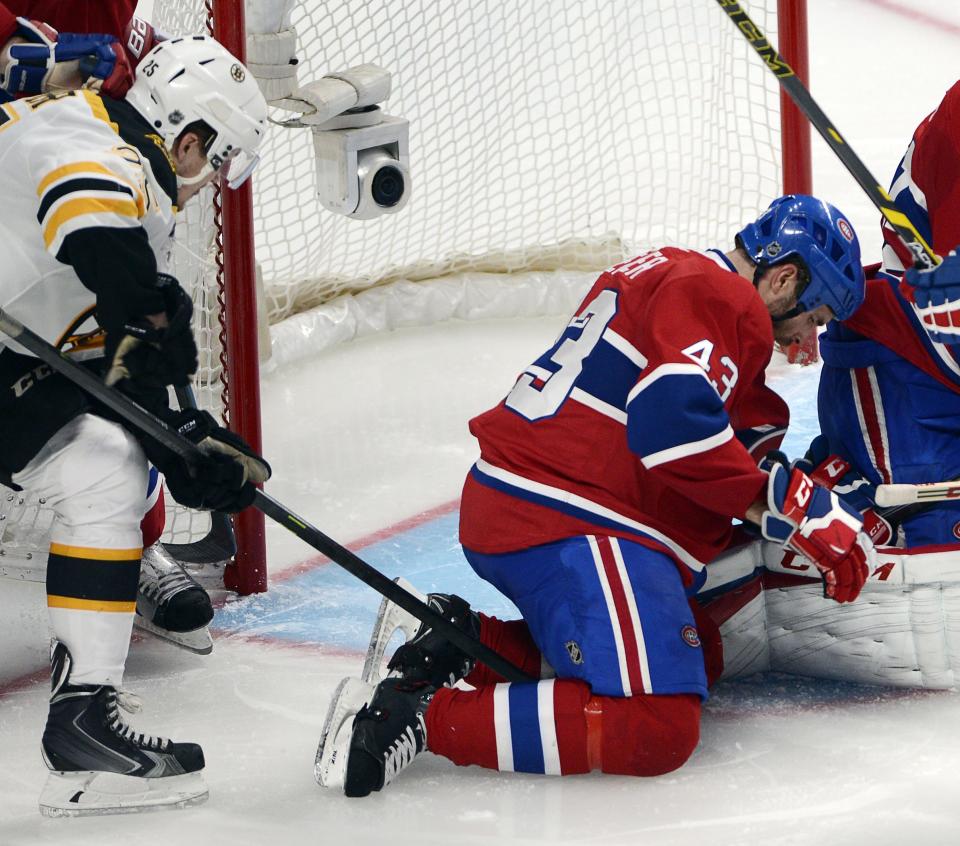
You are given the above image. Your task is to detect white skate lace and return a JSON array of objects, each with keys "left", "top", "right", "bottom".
[
  {"left": 382, "top": 714, "right": 426, "bottom": 785},
  {"left": 140, "top": 559, "right": 198, "bottom": 605},
  {"left": 106, "top": 689, "right": 170, "bottom": 752}
]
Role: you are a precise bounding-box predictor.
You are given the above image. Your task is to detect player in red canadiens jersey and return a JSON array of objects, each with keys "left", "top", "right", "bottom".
[
  {"left": 315, "top": 195, "right": 875, "bottom": 798},
  {"left": 815, "top": 80, "right": 960, "bottom": 549}
]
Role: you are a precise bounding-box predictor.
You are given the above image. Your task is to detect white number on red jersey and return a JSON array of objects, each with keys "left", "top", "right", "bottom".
[
  {"left": 681, "top": 339, "right": 739, "bottom": 402},
  {"left": 506, "top": 289, "right": 619, "bottom": 420}
]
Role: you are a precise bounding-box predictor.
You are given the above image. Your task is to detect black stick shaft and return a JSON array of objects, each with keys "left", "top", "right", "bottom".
[
  {"left": 714, "top": 0, "right": 939, "bottom": 270},
  {"left": 253, "top": 490, "right": 531, "bottom": 680},
  {"left": 0, "top": 307, "right": 533, "bottom": 682}
]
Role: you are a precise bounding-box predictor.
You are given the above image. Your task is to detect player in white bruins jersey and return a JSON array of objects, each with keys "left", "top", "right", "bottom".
[{"left": 0, "top": 36, "right": 270, "bottom": 816}]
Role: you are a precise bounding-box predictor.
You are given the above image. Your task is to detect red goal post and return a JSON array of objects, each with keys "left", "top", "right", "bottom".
[{"left": 152, "top": 0, "right": 812, "bottom": 595}]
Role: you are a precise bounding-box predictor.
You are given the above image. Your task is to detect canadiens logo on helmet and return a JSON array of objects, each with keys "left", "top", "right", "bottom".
[
  {"left": 680, "top": 625, "right": 701, "bottom": 648},
  {"left": 231, "top": 63, "right": 246, "bottom": 82},
  {"left": 838, "top": 218, "right": 855, "bottom": 242},
  {"left": 952, "top": 521, "right": 960, "bottom": 541}
]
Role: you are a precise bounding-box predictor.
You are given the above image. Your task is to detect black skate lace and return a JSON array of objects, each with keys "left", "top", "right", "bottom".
[
  {"left": 106, "top": 690, "right": 170, "bottom": 752},
  {"left": 382, "top": 714, "right": 426, "bottom": 784}
]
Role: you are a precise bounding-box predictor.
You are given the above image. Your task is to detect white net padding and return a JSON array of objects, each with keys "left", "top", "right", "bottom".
[{"left": 0, "top": 0, "right": 787, "bottom": 574}]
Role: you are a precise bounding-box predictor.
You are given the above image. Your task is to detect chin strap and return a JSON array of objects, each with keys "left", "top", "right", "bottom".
[
  {"left": 176, "top": 162, "right": 215, "bottom": 188},
  {"left": 771, "top": 303, "right": 805, "bottom": 323}
]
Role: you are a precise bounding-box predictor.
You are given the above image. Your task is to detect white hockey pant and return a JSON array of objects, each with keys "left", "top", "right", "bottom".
[{"left": 12, "top": 414, "right": 148, "bottom": 687}]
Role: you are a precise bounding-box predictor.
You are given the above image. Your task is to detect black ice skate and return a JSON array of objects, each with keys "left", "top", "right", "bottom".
[
  {"left": 39, "top": 640, "right": 208, "bottom": 816},
  {"left": 135, "top": 542, "right": 214, "bottom": 654},
  {"left": 362, "top": 576, "right": 481, "bottom": 688},
  {"left": 315, "top": 676, "right": 434, "bottom": 797}
]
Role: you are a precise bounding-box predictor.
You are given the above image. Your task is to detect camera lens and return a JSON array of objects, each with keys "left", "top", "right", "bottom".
[{"left": 371, "top": 165, "right": 404, "bottom": 208}]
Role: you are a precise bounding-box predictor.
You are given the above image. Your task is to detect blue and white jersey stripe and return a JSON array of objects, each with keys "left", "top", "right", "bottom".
[{"left": 626, "top": 363, "right": 734, "bottom": 468}]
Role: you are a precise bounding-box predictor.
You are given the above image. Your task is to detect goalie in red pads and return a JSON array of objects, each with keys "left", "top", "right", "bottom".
[{"left": 316, "top": 195, "right": 872, "bottom": 796}]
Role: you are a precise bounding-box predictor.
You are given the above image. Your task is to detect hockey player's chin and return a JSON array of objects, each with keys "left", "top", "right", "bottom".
[{"left": 773, "top": 326, "right": 806, "bottom": 347}]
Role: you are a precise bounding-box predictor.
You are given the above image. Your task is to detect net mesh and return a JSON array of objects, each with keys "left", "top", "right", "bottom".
[{"left": 154, "top": 0, "right": 784, "bottom": 323}]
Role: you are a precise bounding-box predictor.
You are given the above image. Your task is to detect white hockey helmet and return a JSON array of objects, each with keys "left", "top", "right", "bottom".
[{"left": 126, "top": 35, "right": 268, "bottom": 189}]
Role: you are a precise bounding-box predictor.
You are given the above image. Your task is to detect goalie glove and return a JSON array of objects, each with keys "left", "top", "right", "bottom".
[
  {"left": 793, "top": 434, "right": 893, "bottom": 545},
  {"left": 104, "top": 274, "right": 199, "bottom": 405},
  {"left": 0, "top": 18, "right": 130, "bottom": 99},
  {"left": 146, "top": 408, "right": 272, "bottom": 513},
  {"left": 901, "top": 250, "right": 960, "bottom": 346},
  {"left": 760, "top": 452, "right": 874, "bottom": 604}
]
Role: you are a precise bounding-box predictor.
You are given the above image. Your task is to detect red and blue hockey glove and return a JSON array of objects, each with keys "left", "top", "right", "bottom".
[
  {"left": 793, "top": 434, "right": 893, "bottom": 545},
  {"left": 760, "top": 452, "right": 873, "bottom": 603},
  {"left": 92, "top": 17, "right": 165, "bottom": 99},
  {"left": 902, "top": 250, "right": 960, "bottom": 346},
  {"left": 0, "top": 18, "right": 126, "bottom": 99}
]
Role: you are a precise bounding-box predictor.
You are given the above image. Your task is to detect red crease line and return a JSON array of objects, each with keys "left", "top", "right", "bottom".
[{"left": 859, "top": 0, "right": 960, "bottom": 36}]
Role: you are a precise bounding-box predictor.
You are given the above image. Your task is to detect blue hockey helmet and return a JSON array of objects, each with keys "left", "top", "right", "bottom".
[{"left": 736, "top": 195, "right": 865, "bottom": 321}]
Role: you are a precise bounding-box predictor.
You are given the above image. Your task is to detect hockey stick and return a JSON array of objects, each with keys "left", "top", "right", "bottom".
[
  {"left": 161, "top": 384, "right": 238, "bottom": 568},
  {"left": 714, "top": 0, "right": 939, "bottom": 271},
  {"left": 0, "top": 308, "right": 534, "bottom": 683},
  {"left": 875, "top": 481, "right": 960, "bottom": 508}
]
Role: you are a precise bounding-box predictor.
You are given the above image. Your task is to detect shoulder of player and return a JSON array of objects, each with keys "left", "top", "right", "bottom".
[
  {"left": 99, "top": 97, "right": 178, "bottom": 207},
  {"left": 16, "top": 92, "right": 178, "bottom": 208},
  {"left": 631, "top": 248, "right": 764, "bottom": 314}
]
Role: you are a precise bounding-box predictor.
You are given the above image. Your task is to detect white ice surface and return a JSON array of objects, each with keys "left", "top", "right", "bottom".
[{"left": 5, "top": 0, "right": 960, "bottom": 843}]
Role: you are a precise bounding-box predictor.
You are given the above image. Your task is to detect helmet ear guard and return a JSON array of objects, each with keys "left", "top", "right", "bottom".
[{"left": 737, "top": 195, "right": 866, "bottom": 322}]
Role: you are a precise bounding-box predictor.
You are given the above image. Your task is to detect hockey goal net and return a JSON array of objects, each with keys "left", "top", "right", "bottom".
[{"left": 0, "top": 0, "right": 810, "bottom": 594}]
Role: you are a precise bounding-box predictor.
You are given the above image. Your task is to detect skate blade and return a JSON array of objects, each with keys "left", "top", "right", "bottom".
[
  {"left": 134, "top": 614, "right": 213, "bottom": 655},
  {"left": 315, "top": 677, "right": 374, "bottom": 789},
  {"left": 39, "top": 770, "right": 208, "bottom": 817},
  {"left": 361, "top": 577, "right": 425, "bottom": 684}
]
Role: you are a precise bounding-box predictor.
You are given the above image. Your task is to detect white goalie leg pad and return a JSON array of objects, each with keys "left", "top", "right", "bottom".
[
  {"left": 39, "top": 770, "right": 207, "bottom": 817},
  {"left": 717, "top": 585, "right": 771, "bottom": 680},
  {"left": 696, "top": 540, "right": 771, "bottom": 680},
  {"left": 315, "top": 677, "right": 375, "bottom": 789},
  {"left": 762, "top": 542, "right": 960, "bottom": 689},
  {"left": 362, "top": 577, "right": 426, "bottom": 685}
]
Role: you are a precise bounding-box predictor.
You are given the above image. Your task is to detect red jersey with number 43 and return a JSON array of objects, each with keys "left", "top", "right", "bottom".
[{"left": 459, "top": 248, "right": 789, "bottom": 588}]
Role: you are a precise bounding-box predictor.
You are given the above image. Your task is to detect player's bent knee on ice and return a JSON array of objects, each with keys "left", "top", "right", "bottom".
[
  {"left": 12, "top": 414, "right": 149, "bottom": 549},
  {"left": 598, "top": 694, "right": 701, "bottom": 777}
]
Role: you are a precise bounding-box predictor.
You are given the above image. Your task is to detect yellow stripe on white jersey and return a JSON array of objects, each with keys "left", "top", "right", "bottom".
[
  {"left": 0, "top": 86, "right": 176, "bottom": 354},
  {"left": 47, "top": 595, "right": 138, "bottom": 613},
  {"left": 42, "top": 196, "right": 142, "bottom": 250},
  {"left": 48, "top": 543, "right": 143, "bottom": 561}
]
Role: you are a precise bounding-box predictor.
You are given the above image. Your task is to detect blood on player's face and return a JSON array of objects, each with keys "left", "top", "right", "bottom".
[
  {"left": 773, "top": 303, "right": 834, "bottom": 346},
  {"left": 757, "top": 264, "right": 835, "bottom": 346}
]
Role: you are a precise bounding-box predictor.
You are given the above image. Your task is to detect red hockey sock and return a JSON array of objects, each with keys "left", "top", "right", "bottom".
[
  {"left": 464, "top": 614, "right": 545, "bottom": 686},
  {"left": 426, "top": 678, "right": 700, "bottom": 777}
]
